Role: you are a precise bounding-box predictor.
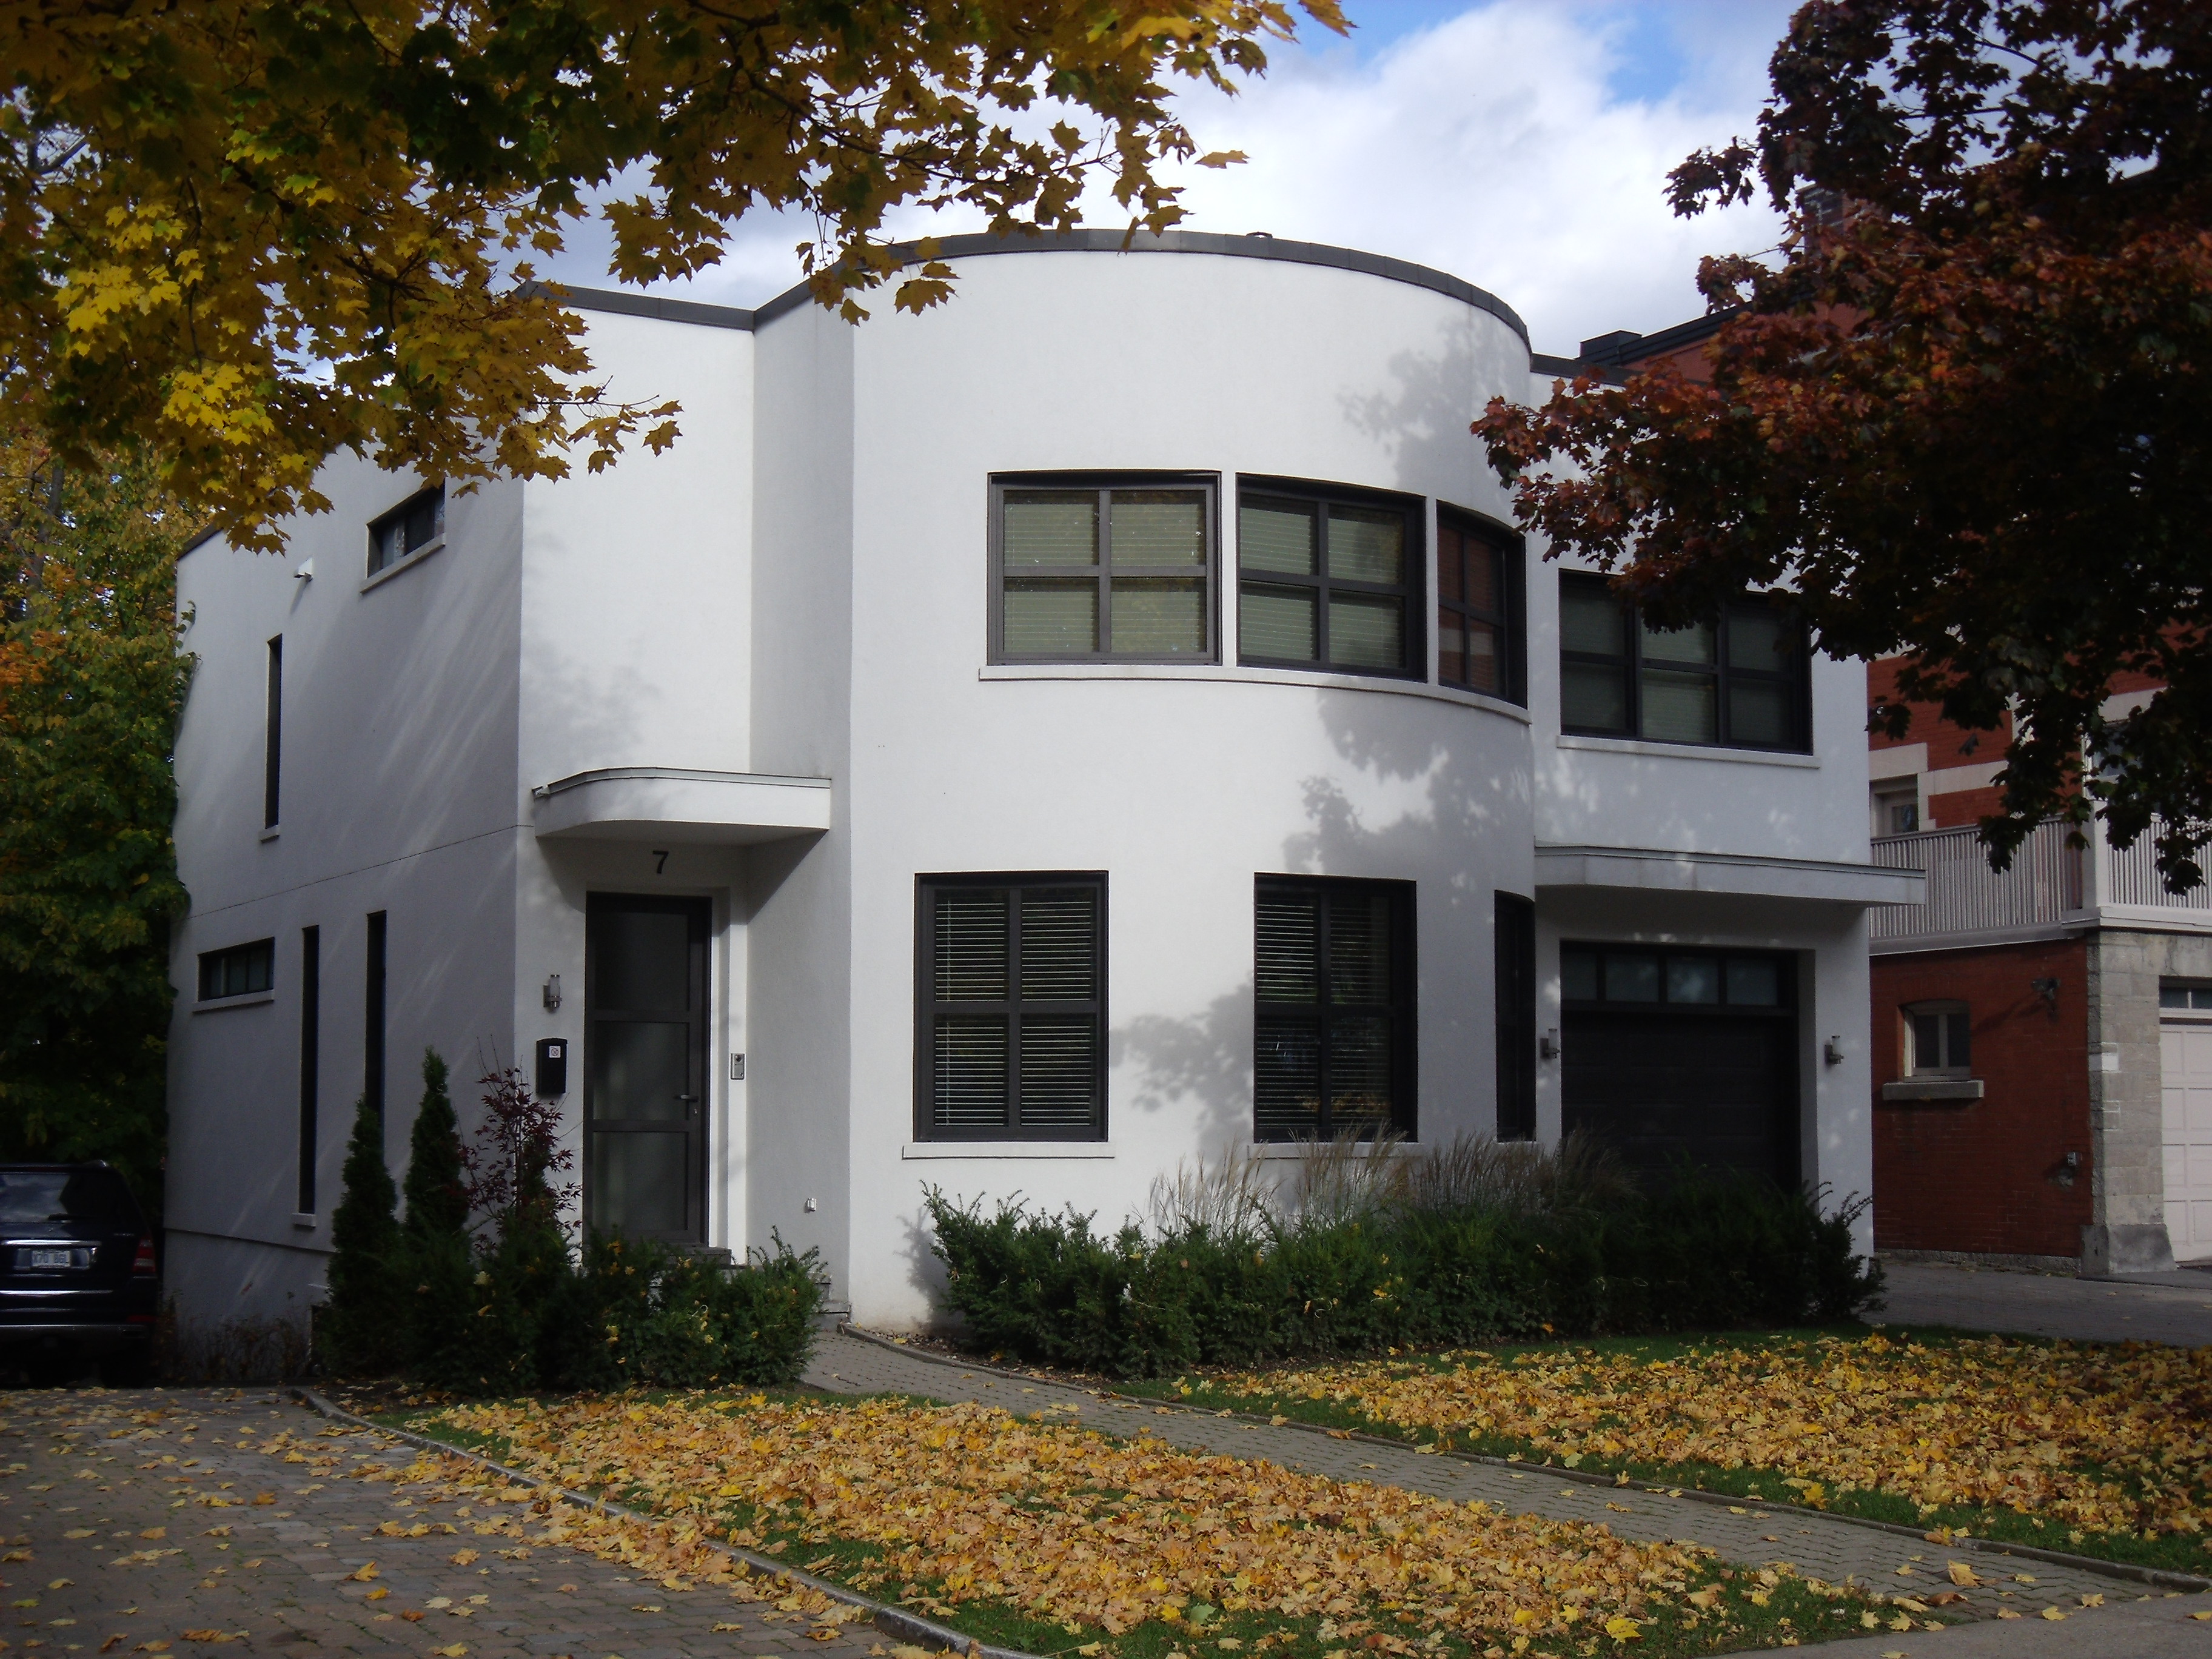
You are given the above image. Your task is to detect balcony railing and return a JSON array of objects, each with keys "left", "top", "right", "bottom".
[{"left": 1871, "top": 817, "right": 2212, "bottom": 944}]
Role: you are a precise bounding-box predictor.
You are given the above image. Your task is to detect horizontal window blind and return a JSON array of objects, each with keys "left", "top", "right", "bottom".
[
  {"left": 919, "top": 876, "right": 1105, "bottom": 1139},
  {"left": 996, "top": 480, "right": 1215, "bottom": 663},
  {"left": 1254, "top": 877, "right": 1413, "bottom": 1141}
]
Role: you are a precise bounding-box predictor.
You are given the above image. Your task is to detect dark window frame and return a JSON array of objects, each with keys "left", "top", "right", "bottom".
[
  {"left": 366, "top": 484, "right": 446, "bottom": 578},
  {"left": 364, "top": 910, "right": 387, "bottom": 1125},
  {"left": 1237, "top": 478, "right": 1426, "bottom": 680},
  {"left": 1436, "top": 507, "right": 1526, "bottom": 705},
  {"left": 1560, "top": 942, "right": 1797, "bottom": 1017},
  {"left": 263, "top": 635, "right": 283, "bottom": 829},
  {"left": 198, "top": 938, "right": 275, "bottom": 1001},
  {"left": 914, "top": 872, "right": 1108, "bottom": 1142},
  {"left": 298, "top": 925, "right": 319, "bottom": 1213},
  {"left": 1253, "top": 874, "right": 1418, "bottom": 1143},
  {"left": 1493, "top": 892, "right": 1536, "bottom": 1141},
  {"left": 1557, "top": 571, "right": 1811, "bottom": 752},
  {"left": 988, "top": 474, "right": 1219, "bottom": 665}
]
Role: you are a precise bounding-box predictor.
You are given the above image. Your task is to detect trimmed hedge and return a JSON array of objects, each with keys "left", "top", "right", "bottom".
[{"left": 923, "top": 1165, "right": 1880, "bottom": 1378}]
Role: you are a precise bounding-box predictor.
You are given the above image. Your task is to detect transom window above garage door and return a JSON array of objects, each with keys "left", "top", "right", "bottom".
[
  {"left": 1561, "top": 945, "right": 1789, "bottom": 1009},
  {"left": 2162, "top": 982, "right": 2212, "bottom": 1011},
  {"left": 992, "top": 477, "right": 1216, "bottom": 662}
]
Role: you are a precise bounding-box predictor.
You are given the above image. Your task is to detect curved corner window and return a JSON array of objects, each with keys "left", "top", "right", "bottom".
[
  {"left": 1904, "top": 1000, "right": 1972, "bottom": 1077},
  {"left": 991, "top": 476, "right": 1216, "bottom": 663},
  {"left": 1238, "top": 481, "right": 1422, "bottom": 678},
  {"left": 367, "top": 485, "right": 446, "bottom": 577},
  {"left": 1559, "top": 572, "right": 1809, "bottom": 751},
  {"left": 1437, "top": 509, "right": 1524, "bottom": 704}
]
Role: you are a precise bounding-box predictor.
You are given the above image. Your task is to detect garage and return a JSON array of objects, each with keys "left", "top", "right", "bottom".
[
  {"left": 1560, "top": 944, "right": 1801, "bottom": 1188},
  {"left": 2160, "top": 995, "right": 2212, "bottom": 1261}
]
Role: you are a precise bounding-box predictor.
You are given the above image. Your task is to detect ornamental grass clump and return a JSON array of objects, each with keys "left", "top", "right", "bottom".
[{"left": 925, "top": 1131, "right": 1879, "bottom": 1377}]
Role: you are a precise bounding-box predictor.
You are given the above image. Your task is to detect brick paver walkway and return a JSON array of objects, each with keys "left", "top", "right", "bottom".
[
  {"left": 0, "top": 1387, "right": 880, "bottom": 1659},
  {"left": 1879, "top": 1261, "right": 2212, "bottom": 1347},
  {"left": 800, "top": 1329, "right": 2187, "bottom": 1623}
]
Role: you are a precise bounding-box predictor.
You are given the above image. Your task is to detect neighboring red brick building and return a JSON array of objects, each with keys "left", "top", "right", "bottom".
[{"left": 1578, "top": 317, "right": 2211, "bottom": 1275}]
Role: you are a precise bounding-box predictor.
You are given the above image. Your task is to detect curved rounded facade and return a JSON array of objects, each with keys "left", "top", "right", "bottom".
[{"left": 165, "top": 233, "right": 1892, "bottom": 1335}]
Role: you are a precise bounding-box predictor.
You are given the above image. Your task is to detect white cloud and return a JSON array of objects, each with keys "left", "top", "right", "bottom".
[{"left": 538, "top": 1, "right": 1794, "bottom": 355}]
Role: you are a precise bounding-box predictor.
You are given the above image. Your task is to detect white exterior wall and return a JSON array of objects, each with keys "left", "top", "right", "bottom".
[{"left": 167, "top": 236, "right": 1890, "bottom": 1334}]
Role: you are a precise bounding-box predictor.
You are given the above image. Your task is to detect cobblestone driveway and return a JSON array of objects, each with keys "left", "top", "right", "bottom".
[{"left": 0, "top": 1388, "right": 883, "bottom": 1659}]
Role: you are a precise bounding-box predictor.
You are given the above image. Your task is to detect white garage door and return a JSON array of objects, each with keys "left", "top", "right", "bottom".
[{"left": 2160, "top": 1019, "right": 2212, "bottom": 1259}]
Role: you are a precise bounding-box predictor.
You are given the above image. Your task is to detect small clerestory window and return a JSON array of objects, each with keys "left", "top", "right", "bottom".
[
  {"left": 1904, "top": 1001, "right": 1972, "bottom": 1077},
  {"left": 367, "top": 485, "right": 446, "bottom": 578},
  {"left": 199, "top": 939, "right": 275, "bottom": 1001}
]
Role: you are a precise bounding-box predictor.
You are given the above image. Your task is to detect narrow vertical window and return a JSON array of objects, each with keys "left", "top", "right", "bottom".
[
  {"left": 264, "top": 635, "right": 283, "bottom": 829},
  {"left": 298, "top": 925, "right": 320, "bottom": 1213},
  {"left": 1493, "top": 893, "right": 1536, "bottom": 1140},
  {"left": 916, "top": 875, "right": 1105, "bottom": 1139},
  {"left": 364, "top": 911, "right": 387, "bottom": 1125},
  {"left": 1437, "top": 512, "right": 1524, "bottom": 703},
  {"left": 1238, "top": 483, "right": 1422, "bottom": 677},
  {"left": 1253, "top": 877, "right": 1416, "bottom": 1141}
]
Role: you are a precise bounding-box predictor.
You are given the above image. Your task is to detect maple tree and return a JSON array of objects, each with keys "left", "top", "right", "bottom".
[
  {"left": 1475, "top": 0, "right": 2212, "bottom": 882},
  {"left": 4, "top": 0, "right": 1339, "bottom": 549},
  {"left": 0, "top": 421, "right": 189, "bottom": 1210}
]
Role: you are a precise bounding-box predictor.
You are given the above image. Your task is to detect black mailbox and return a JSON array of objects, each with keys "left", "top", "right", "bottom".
[{"left": 534, "top": 1037, "right": 569, "bottom": 1099}]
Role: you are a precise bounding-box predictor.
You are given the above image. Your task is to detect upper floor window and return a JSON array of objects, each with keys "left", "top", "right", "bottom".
[
  {"left": 1238, "top": 483, "right": 1421, "bottom": 678},
  {"left": 1872, "top": 780, "right": 1920, "bottom": 836},
  {"left": 199, "top": 938, "right": 275, "bottom": 1001},
  {"left": 1559, "top": 572, "right": 1809, "bottom": 751},
  {"left": 1904, "top": 1000, "right": 1972, "bottom": 1076},
  {"left": 367, "top": 485, "right": 445, "bottom": 577},
  {"left": 916, "top": 874, "right": 1105, "bottom": 1140},
  {"left": 991, "top": 477, "right": 1214, "bottom": 662},
  {"left": 1436, "top": 509, "right": 1524, "bottom": 703},
  {"left": 2163, "top": 983, "right": 2212, "bottom": 1013},
  {"left": 1255, "top": 876, "right": 1416, "bottom": 1142}
]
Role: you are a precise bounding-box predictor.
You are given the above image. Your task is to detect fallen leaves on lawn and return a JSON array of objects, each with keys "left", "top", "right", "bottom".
[
  {"left": 1192, "top": 1332, "right": 2212, "bottom": 1538},
  {"left": 428, "top": 1392, "right": 1776, "bottom": 1644}
]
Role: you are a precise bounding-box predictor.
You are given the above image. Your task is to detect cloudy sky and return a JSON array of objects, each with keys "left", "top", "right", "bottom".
[{"left": 538, "top": 0, "right": 1800, "bottom": 357}]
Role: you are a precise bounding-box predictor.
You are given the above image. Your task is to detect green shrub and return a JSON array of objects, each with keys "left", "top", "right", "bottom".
[
  {"left": 320, "top": 1057, "right": 826, "bottom": 1392},
  {"left": 924, "top": 1136, "right": 1882, "bottom": 1378},
  {"left": 321, "top": 1097, "right": 406, "bottom": 1373}
]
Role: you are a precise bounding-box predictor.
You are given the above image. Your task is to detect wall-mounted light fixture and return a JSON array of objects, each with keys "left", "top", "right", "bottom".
[
  {"left": 2032, "top": 976, "right": 2060, "bottom": 1007},
  {"left": 542, "top": 974, "right": 562, "bottom": 1012},
  {"left": 292, "top": 558, "right": 315, "bottom": 582},
  {"left": 1824, "top": 1036, "right": 1845, "bottom": 1067},
  {"left": 1539, "top": 1029, "right": 1560, "bottom": 1061}
]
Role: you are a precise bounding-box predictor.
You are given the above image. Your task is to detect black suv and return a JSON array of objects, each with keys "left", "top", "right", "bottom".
[{"left": 0, "top": 1164, "right": 158, "bottom": 1386}]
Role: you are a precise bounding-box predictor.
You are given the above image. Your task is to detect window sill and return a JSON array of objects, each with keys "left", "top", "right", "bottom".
[
  {"left": 359, "top": 538, "right": 446, "bottom": 594},
  {"left": 259, "top": 826, "right": 280, "bottom": 842},
  {"left": 193, "top": 990, "right": 276, "bottom": 1014},
  {"left": 979, "top": 664, "right": 1530, "bottom": 723},
  {"left": 1556, "top": 733, "right": 1818, "bottom": 768},
  {"left": 1881, "top": 1078, "right": 1985, "bottom": 1102},
  {"left": 902, "top": 1141, "right": 1113, "bottom": 1159},
  {"left": 1246, "top": 1140, "right": 1413, "bottom": 1159},
  {"left": 291, "top": 1213, "right": 317, "bottom": 1230}
]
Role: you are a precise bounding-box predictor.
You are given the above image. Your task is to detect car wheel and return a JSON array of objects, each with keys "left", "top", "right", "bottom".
[
  {"left": 24, "top": 1355, "right": 84, "bottom": 1389},
  {"left": 99, "top": 1351, "right": 154, "bottom": 1389}
]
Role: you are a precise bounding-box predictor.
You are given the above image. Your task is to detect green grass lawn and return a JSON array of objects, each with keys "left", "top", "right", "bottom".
[
  {"left": 1108, "top": 1324, "right": 2212, "bottom": 1580},
  {"left": 372, "top": 1389, "right": 1923, "bottom": 1659}
]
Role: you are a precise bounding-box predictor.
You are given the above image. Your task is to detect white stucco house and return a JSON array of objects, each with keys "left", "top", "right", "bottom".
[{"left": 163, "top": 230, "right": 1919, "bottom": 1334}]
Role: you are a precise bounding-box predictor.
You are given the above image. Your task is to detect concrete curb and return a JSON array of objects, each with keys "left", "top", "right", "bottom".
[
  {"left": 287, "top": 1385, "right": 1047, "bottom": 1659},
  {"left": 833, "top": 1325, "right": 2212, "bottom": 1595}
]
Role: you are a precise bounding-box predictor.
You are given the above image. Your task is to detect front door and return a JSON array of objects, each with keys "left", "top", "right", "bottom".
[{"left": 585, "top": 894, "right": 709, "bottom": 1243}]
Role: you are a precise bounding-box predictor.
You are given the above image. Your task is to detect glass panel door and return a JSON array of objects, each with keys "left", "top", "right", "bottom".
[{"left": 585, "top": 894, "right": 709, "bottom": 1242}]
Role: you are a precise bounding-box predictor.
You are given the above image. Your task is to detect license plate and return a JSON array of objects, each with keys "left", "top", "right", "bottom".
[{"left": 25, "top": 1248, "right": 79, "bottom": 1270}]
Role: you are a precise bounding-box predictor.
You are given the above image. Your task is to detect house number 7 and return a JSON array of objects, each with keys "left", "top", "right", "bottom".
[{"left": 652, "top": 849, "right": 670, "bottom": 874}]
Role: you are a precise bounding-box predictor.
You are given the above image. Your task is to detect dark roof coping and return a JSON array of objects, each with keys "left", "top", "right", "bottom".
[
  {"left": 526, "top": 230, "right": 1530, "bottom": 346},
  {"left": 1577, "top": 306, "right": 1744, "bottom": 368},
  {"left": 1529, "top": 352, "right": 1626, "bottom": 386}
]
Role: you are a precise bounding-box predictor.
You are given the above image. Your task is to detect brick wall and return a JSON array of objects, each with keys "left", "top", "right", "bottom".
[
  {"left": 1868, "top": 657, "right": 2013, "bottom": 768},
  {"left": 1872, "top": 937, "right": 2093, "bottom": 1258},
  {"left": 1928, "top": 783, "right": 2006, "bottom": 829}
]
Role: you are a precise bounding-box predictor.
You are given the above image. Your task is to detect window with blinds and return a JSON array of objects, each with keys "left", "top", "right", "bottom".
[
  {"left": 1253, "top": 877, "right": 1415, "bottom": 1142},
  {"left": 1437, "top": 510, "right": 1524, "bottom": 703},
  {"left": 917, "top": 875, "right": 1106, "bottom": 1139},
  {"left": 1558, "top": 572, "right": 1810, "bottom": 751},
  {"left": 1238, "top": 482, "right": 1421, "bottom": 677},
  {"left": 993, "top": 477, "right": 1215, "bottom": 663}
]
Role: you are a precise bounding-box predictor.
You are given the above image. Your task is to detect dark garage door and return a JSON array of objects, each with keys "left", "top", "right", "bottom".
[{"left": 1560, "top": 944, "right": 1800, "bottom": 1188}]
